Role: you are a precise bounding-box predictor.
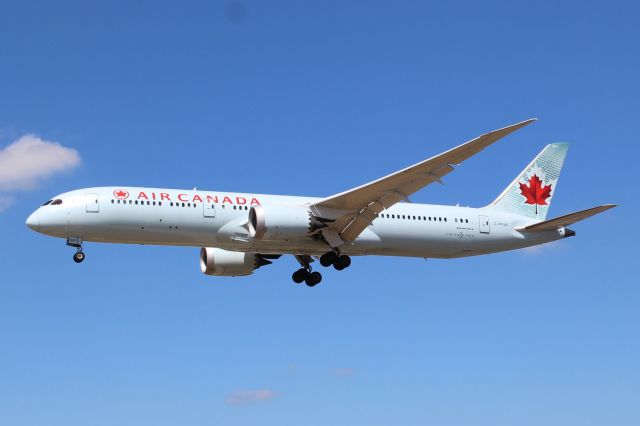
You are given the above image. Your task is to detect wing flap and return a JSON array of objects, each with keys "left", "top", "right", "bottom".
[{"left": 518, "top": 204, "right": 617, "bottom": 232}]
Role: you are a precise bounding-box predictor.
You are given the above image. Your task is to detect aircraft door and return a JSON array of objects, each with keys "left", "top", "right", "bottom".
[
  {"left": 86, "top": 193, "right": 99, "bottom": 213},
  {"left": 479, "top": 215, "right": 490, "bottom": 234},
  {"left": 203, "top": 202, "right": 215, "bottom": 218}
]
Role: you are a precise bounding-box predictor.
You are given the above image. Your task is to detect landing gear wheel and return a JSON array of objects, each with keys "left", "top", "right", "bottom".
[
  {"left": 73, "top": 251, "right": 85, "bottom": 263},
  {"left": 305, "top": 271, "right": 322, "bottom": 287},
  {"left": 333, "top": 255, "right": 351, "bottom": 270},
  {"left": 292, "top": 268, "right": 309, "bottom": 284},
  {"left": 320, "top": 252, "right": 338, "bottom": 267}
]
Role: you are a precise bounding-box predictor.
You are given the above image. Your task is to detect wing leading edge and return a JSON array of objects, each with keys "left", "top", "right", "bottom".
[{"left": 310, "top": 118, "right": 537, "bottom": 245}]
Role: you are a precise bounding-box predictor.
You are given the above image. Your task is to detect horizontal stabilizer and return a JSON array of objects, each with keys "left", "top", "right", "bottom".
[{"left": 518, "top": 204, "right": 617, "bottom": 232}]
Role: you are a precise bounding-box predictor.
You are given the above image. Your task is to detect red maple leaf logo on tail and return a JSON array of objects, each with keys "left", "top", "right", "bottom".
[{"left": 519, "top": 174, "right": 552, "bottom": 214}]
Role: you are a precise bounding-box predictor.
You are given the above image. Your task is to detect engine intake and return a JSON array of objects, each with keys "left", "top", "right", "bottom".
[
  {"left": 199, "top": 248, "right": 280, "bottom": 277},
  {"left": 248, "top": 204, "right": 311, "bottom": 241}
]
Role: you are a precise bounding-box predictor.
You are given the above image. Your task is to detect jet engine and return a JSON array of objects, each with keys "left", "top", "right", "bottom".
[
  {"left": 248, "top": 204, "right": 311, "bottom": 241},
  {"left": 199, "top": 248, "right": 279, "bottom": 276}
]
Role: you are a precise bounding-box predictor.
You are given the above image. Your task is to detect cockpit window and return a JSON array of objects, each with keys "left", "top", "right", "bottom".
[
  {"left": 42, "top": 200, "right": 53, "bottom": 206},
  {"left": 51, "top": 199, "right": 63, "bottom": 205}
]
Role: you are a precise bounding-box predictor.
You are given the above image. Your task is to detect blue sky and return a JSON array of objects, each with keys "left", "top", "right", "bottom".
[{"left": 1, "top": 1, "right": 638, "bottom": 425}]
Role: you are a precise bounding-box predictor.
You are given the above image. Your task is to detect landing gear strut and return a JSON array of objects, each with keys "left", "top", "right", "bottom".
[
  {"left": 292, "top": 255, "right": 322, "bottom": 287},
  {"left": 320, "top": 251, "right": 351, "bottom": 271},
  {"left": 67, "top": 237, "right": 85, "bottom": 263}
]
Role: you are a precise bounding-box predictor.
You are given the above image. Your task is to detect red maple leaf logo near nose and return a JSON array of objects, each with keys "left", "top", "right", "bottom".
[
  {"left": 519, "top": 174, "right": 552, "bottom": 207},
  {"left": 114, "top": 189, "right": 129, "bottom": 200}
]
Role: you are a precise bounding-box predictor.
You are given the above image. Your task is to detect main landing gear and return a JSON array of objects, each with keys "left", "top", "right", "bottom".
[
  {"left": 292, "top": 255, "right": 322, "bottom": 287},
  {"left": 292, "top": 268, "right": 322, "bottom": 287},
  {"left": 319, "top": 251, "right": 351, "bottom": 270},
  {"left": 291, "top": 252, "right": 352, "bottom": 287},
  {"left": 67, "top": 237, "right": 85, "bottom": 263}
]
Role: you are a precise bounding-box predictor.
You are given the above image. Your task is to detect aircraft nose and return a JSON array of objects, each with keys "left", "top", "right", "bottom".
[{"left": 26, "top": 211, "right": 40, "bottom": 231}]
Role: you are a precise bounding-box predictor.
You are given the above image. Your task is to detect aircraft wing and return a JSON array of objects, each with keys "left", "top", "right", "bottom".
[
  {"left": 517, "top": 204, "right": 617, "bottom": 232},
  {"left": 310, "top": 118, "right": 536, "bottom": 245}
]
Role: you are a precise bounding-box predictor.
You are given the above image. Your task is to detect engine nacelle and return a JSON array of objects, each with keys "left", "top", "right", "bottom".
[
  {"left": 200, "top": 248, "right": 256, "bottom": 276},
  {"left": 248, "top": 204, "right": 311, "bottom": 241}
]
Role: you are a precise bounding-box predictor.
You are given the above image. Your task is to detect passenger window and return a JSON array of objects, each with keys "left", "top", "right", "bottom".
[
  {"left": 159, "top": 202, "right": 162, "bottom": 206},
  {"left": 111, "top": 199, "right": 114, "bottom": 204},
  {"left": 182, "top": 203, "right": 185, "bottom": 207}
]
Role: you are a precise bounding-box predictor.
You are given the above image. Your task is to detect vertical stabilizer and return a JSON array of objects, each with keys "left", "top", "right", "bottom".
[{"left": 490, "top": 143, "right": 569, "bottom": 220}]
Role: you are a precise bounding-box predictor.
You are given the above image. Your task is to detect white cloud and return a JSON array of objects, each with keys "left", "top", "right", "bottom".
[
  {"left": 0, "top": 134, "right": 81, "bottom": 210},
  {"left": 0, "top": 194, "right": 15, "bottom": 212},
  {"left": 521, "top": 239, "right": 565, "bottom": 255},
  {"left": 331, "top": 367, "right": 356, "bottom": 378},
  {"left": 225, "top": 389, "right": 278, "bottom": 406}
]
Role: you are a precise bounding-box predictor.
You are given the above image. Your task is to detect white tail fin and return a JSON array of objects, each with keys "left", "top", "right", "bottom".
[{"left": 491, "top": 143, "right": 569, "bottom": 220}]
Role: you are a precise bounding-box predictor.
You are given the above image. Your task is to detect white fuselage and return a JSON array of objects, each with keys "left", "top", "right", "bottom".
[{"left": 26, "top": 187, "right": 566, "bottom": 258}]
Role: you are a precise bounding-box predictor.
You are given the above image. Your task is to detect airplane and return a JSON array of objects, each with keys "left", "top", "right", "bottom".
[{"left": 25, "top": 119, "right": 616, "bottom": 287}]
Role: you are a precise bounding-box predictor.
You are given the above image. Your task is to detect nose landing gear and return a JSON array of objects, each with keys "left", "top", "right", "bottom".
[
  {"left": 73, "top": 251, "right": 86, "bottom": 263},
  {"left": 67, "top": 237, "right": 85, "bottom": 263}
]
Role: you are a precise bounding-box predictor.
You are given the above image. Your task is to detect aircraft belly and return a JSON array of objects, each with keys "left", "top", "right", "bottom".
[
  {"left": 368, "top": 222, "right": 472, "bottom": 258},
  {"left": 74, "top": 202, "right": 564, "bottom": 257},
  {"left": 79, "top": 206, "right": 219, "bottom": 246}
]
